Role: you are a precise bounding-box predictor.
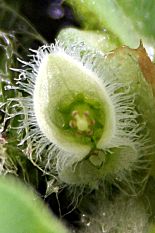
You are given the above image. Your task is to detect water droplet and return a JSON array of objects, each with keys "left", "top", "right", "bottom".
[
  {"left": 81, "top": 213, "right": 91, "bottom": 225},
  {"left": 86, "top": 222, "right": 91, "bottom": 226}
]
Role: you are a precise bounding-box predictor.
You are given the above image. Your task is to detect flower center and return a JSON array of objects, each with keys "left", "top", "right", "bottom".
[
  {"left": 54, "top": 93, "right": 105, "bottom": 148},
  {"left": 69, "top": 110, "right": 95, "bottom": 136}
]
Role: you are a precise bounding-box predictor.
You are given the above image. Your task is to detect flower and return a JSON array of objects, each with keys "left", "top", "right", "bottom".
[{"left": 16, "top": 41, "right": 146, "bottom": 186}]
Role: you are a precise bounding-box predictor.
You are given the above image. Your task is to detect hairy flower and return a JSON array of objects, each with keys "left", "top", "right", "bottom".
[{"left": 15, "top": 41, "right": 148, "bottom": 186}]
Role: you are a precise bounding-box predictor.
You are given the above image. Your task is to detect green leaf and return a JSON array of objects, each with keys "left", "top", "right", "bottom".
[
  {"left": 116, "top": 0, "right": 155, "bottom": 41},
  {"left": 65, "top": 0, "right": 155, "bottom": 50},
  {"left": 0, "top": 176, "right": 69, "bottom": 233},
  {"left": 65, "top": 0, "right": 139, "bottom": 47}
]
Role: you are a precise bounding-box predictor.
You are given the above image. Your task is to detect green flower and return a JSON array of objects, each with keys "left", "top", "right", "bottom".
[{"left": 17, "top": 42, "right": 145, "bottom": 186}]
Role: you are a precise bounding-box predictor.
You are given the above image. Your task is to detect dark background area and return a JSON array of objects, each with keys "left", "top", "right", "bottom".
[{"left": 21, "top": 0, "right": 80, "bottom": 43}]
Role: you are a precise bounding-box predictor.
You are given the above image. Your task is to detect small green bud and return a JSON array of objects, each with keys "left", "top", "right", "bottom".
[
  {"left": 57, "top": 146, "right": 138, "bottom": 186},
  {"left": 57, "top": 27, "right": 119, "bottom": 53}
]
